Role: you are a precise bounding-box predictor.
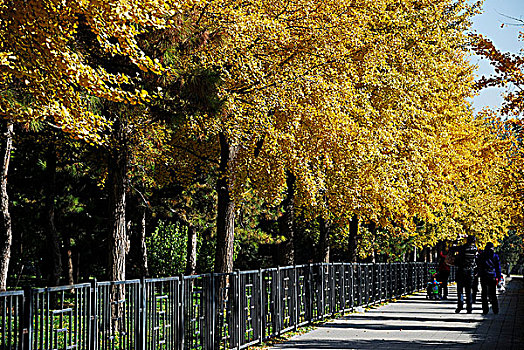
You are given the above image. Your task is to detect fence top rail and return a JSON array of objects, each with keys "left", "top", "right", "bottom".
[
  {"left": 33, "top": 282, "right": 92, "bottom": 293},
  {"left": 3, "top": 261, "right": 438, "bottom": 293},
  {"left": 0, "top": 290, "right": 25, "bottom": 297},
  {"left": 263, "top": 267, "right": 278, "bottom": 272},
  {"left": 144, "top": 276, "right": 180, "bottom": 283},
  {"left": 183, "top": 273, "right": 210, "bottom": 280},
  {"left": 182, "top": 272, "right": 234, "bottom": 280},
  {"left": 97, "top": 279, "right": 141, "bottom": 287}
]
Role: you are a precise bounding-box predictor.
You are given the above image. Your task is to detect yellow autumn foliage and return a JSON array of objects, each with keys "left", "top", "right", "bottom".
[
  {"left": 1, "top": 0, "right": 517, "bottom": 252},
  {"left": 166, "top": 0, "right": 513, "bottom": 246},
  {"left": 0, "top": 0, "right": 175, "bottom": 143}
]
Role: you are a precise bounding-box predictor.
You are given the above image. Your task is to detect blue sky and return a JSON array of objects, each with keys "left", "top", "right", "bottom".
[{"left": 469, "top": 0, "right": 524, "bottom": 112}]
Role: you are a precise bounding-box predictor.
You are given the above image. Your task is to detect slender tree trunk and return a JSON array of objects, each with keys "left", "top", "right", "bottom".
[
  {"left": 45, "top": 141, "right": 63, "bottom": 286},
  {"left": 66, "top": 239, "right": 74, "bottom": 285},
  {"left": 0, "top": 120, "right": 13, "bottom": 291},
  {"left": 138, "top": 207, "right": 149, "bottom": 277},
  {"left": 185, "top": 223, "right": 197, "bottom": 275},
  {"left": 348, "top": 215, "right": 359, "bottom": 263},
  {"left": 168, "top": 208, "right": 197, "bottom": 276},
  {"left": 214, "top": 132, "right": 237, "bottom": 274},
  {"left": 62, "top": 231, "right": 74, "bottom": 285},
  {"left": 76, "top": 250, "right": 80, "bottom": 283},
  {"left": 318, "top": 217, "right": 330, "bottom": 263},
  {"left": 107, "top": 118, "right": 128, "bottom": 335},
  {"left": 278, "top": 171, "right": 295, "bottom": 266},
  {"left": 108, "top": 119, "right": 129, "bottom": 282},
  {"left": 421, "top": 246, "right": 429, "bottom": 262},
  {"left": 368, "top": 221, "right": 377, "bottom": 263},
  {"left": 213, "top": 132, "right": 238, "bottom": 348}
]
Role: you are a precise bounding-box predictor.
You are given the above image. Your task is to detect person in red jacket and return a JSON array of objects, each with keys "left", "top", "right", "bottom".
[{"left": 437, "top": 250, "right": 451, "bottom": 300}]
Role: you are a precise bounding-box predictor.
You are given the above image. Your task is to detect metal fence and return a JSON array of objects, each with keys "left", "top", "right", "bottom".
[{"left": 0, "top": 262, "right": 449, "bottom": 350}]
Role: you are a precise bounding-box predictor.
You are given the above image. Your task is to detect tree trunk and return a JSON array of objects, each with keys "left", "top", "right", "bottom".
[
  {"left": 108, "top": 119, "right": 129, "bottom": 282},
  {"left": 278, "top": 171, "right": 295, "bottom": 266},
  {"left": 66, "top": 241, "right": 74, "bottom": 285},
  {"left": 45, "top": 141, "right": 63, "bottom": 286},
  {"left": 348, "top": 215, "right": 359, "bottom": 263},
  {"left": 107, "top": 118, "right": 128, "bottom": 335},
  {"left": 0, "top": 120, "right": 13, "bottom": 291},
  {"left": 185, "top": 223, "right": 197, "bottom": 275},
  {"left": 168, "top": 208, "right": 197, "bottom": 275},
  {"left": 213, "top": 132, "right": 238, "bottom": 347},
  {"left": 214, "top": 132, "right": 237, "bottom": 274},
  {"left": 75, "top": 250, "right": 80, "bottom": 284},
  {"left": 368, "top": 221, "right": 377, "bottom": 263},
  {"left": 421, "top": 246, "right": 430, "bottom": 262},
  {"left": 138, "top": 207, "right": 149, "bottom": 277},
  {"left": 318, "top": 217, "right": 330, "bottom": 263}
]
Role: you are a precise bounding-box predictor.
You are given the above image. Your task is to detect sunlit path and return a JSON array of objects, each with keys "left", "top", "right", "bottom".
[{"left": 268, "top": 276, "right": 524, "bottom": 350}]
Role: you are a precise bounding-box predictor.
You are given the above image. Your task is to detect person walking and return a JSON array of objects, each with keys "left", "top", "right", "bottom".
[
  {"left": 478, "top": 242, "right": 501, "bottom": 315},
  {"left": 453, "top": 235, "right": 478, "bottom": 314},
  {"left": 437, "top": 250, "right": 450, "bottom": 300}
]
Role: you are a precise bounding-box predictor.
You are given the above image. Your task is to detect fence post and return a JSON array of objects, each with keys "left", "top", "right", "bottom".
[
  {"left": 370, "top": 264, "right": 374, "bottom": 304},
  {"left": 400, "top": 262, "right": 408, "bottom": 295},
  {"left": 180, "top": 277, "right": 185, "bottom": 349},
  {"left": 89, "top": 279, "right": 97, "bottom": 350},
  {"left": 276, "top": 266, "right": 281, "bottom": 335},
  {"left": 319, "top": 264, "right": 324, "bottom": 319},
  {"left": 330, "top": 263, "right": 335, "bottom": 316},
  {"left": 341, "top": 264, "right": 346, "bottom": 313},
  {"left": 293, "top": 266, "right": 298, "bottom": 331},
  {"left": 408, "top": 263, "right": 412, "bottom": 293},
  {"left": 235, "top": 270, "right": 241, "bottom": 350},
  {"left": 378, "top": 264, "right": 383, "bottom": 302},
  {"left": 387, "top": 264, "right": 391, "bottom": 300},
  {"left": 334, "top": 264, "right": 338, "bottom": 313},
  {"left": 367, "top": 264, "right": 371, "bottom": 305},
  {"left": 357, "top": 264, "right": 362, "bottom": 306},
  {"left": 258, "top": 269, "right": 264, "bottom": 345},
  {"left": 413, "top": 263, "right": 417, "bottom": 290},
  {"left": 307, "top": 264, "right": 313, "bottom": 322},
  {"left": 401, "top": 263, "right": 405, "bottom": 295},
  {"left": 388, "top": 263, "right": 393, "bottom": 299},
  {"left": 350, "top": 263, "right": 354, "bottom": 310},
  {"left": 22, "top": 287, "right": 32, "bottom": 350},
  {"left": 139, "top": 278, "right": 147, "bottom": 350},
  {"left": 208, "top": 273, "right": 215, "bottom": 350},
  {"left": 415, "top": 263, "right": 419, "bottom": 290}
]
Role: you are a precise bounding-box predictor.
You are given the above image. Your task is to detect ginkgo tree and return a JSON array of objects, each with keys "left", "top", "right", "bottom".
[
  {"left": 471, "top": 20, "right": 524, "bottom": 239},
  {"left": 242, "top": 0, "right": 507, "bottom": 256},
  {"left": 165, "top": 0, "right": 511, "bottom": 269},
  {"left": 0, "top": 0, "right": 176, "bottom": 289}
]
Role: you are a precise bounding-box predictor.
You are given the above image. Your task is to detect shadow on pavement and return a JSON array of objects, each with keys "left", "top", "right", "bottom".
[
  {"left": 269, "top": 276, "right": 524, "bottom": 350},
  {"left": 275, "top": 338, "right": 473, "bottom": 349}
]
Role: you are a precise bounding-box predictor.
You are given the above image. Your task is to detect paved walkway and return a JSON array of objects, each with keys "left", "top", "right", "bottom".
[{"left": 269, "top": 276, "right": 524, "bottom": 349}]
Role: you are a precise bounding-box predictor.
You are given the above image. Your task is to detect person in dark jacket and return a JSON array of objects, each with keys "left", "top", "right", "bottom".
[
  {"left": 453, "top": 235, "right": 478, "bottom": 313},
  {"left": 478, "top": 242, "right": 501, "bottom": 315}
]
